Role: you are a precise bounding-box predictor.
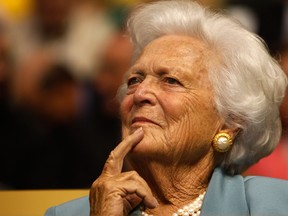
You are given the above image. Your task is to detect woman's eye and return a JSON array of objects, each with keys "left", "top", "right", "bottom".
[
  {"left": 164, "top": 77, "right": 181, "bottom": 85},
  {"left": 127, "top": 77, "right": 141, "bottom": 86}
]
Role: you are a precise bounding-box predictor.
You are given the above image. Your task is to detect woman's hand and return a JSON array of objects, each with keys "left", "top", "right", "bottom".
[{"left": 89, "top": 127, "right": 158, "bottom": 216}]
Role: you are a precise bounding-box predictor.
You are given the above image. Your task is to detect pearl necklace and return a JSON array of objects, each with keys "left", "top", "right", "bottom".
[{"left": 141, "top": 191, "right": 206, "bottom": 216}]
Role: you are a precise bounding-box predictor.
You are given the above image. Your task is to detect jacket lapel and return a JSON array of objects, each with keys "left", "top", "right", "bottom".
[{"left": 200, "top": 168, "right": 250, "bottom": 216}]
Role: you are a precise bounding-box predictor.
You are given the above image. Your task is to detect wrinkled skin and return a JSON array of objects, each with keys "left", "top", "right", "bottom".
[
  {"left": 121, "top": 35, "right": 222, "bottom": 165},
  {"left": 90, "top": 35, "right": 233, "bottom": 216}
]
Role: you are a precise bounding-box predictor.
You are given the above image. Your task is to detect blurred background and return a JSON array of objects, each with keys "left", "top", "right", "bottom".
[{"left": 0, "top": 0, "right": 287, "bottom": 190}]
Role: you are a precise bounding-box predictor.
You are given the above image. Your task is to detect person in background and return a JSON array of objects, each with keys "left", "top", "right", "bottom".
[
  {"left": 45, "top": 1, "right": 288, "bottom": 215},
  {"left": 9, "top": 0, "right": 115, "bottom": 81},
  {"left": 79, "top": 32, "right": 134, "bottom": 178},
  {"left": 0, "top": 0, "right": 118, "bottom": 189},
  {"left": 0, "top": 50, "right": 95, "bottom": 189},
  {"left": 0, "top": 16, "right": 10, "bottom": 100},
  {"left": 93, "top": 33, "right": 133, "bottom": 117},
  {"left": 0, "top": 13, "right": 17, "bottom": 189}
]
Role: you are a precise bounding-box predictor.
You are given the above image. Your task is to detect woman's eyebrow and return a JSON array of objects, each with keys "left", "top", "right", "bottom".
[
  {"left": 130, "top": 69, "right": 145, "bottom": 76},
  {"left": 124, "top": 68, "right": 144, "bottom": 79}
]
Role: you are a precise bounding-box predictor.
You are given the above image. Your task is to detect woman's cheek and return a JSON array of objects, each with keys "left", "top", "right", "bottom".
[
  {"left": 121, "top": 127, "right": 129, "bottom": 139},
  {"left": 120, "top": 94, "right": 134, "bottom": 113}
]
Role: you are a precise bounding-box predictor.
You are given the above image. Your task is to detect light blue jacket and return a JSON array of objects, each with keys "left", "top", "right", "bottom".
[{"left": 45, "top": 168, "right": 288, "bottom": 216}]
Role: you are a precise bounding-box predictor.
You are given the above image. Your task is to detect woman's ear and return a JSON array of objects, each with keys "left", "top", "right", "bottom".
[
  {"left": 212, "top": 124, "right": 240, "bottom": 153},
  {"left": 219, "top": 127, "right": 240, "bottom": 140},
  {"left": 216, "top": 113, "right": 243, "bottom": 139}
]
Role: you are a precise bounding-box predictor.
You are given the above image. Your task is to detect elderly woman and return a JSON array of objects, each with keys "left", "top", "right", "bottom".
[{"left": 45, "top": 1, "right": 288, "bottom": 216}]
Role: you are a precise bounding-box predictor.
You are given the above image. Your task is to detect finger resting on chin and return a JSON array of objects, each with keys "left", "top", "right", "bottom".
[{"left": 102, "top": 128, "right": 144, "bottom": 175}]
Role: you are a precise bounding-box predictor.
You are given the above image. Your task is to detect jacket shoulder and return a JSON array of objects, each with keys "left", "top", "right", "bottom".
[
  {"left": 244, "top": 176, "right": 288, "bottom": 215},
  {"left": 44, "top": 196, "right": 89, "bottom": 216}
]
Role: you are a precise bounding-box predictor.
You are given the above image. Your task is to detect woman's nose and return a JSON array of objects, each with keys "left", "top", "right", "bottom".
[{"left": 133, "top": 79, "right": 157, "bottom": 106}]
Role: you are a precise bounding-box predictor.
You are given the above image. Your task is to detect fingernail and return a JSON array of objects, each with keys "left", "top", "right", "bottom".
[{"left": 135, "top": 127, "right": 143, "bottom": 134}]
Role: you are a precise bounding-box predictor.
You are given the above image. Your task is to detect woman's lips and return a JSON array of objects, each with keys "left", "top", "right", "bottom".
[{"left": 131, "top": 117, "right": 158, "bottom": 126}]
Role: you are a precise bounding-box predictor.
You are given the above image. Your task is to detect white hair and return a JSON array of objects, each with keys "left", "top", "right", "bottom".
[{"left": 125, "top": 0, "right": 288, "bottom": 174}]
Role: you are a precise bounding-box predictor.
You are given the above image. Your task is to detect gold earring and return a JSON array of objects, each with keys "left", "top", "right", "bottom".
[{"left": 212, "top": 132, "right": 233, "bottom": 152}]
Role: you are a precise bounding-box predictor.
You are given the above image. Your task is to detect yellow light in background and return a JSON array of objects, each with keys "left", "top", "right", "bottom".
[
  {"left": 0, "top": 0, "right": 33, "bottom": 22},
  {"left": 106, "top": 0, "right": 144, "bottom": 7}
]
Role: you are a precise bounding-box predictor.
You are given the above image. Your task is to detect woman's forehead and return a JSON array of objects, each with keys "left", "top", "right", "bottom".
[
  {"left": 130, "top": 35, "right": 214, "bottom": 75},
  {"left": 143, "top": 35, "right": 209, "bottom": 56}
]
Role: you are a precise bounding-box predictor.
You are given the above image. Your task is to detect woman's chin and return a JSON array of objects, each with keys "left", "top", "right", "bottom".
[
  {"left": 131, "top": 138, "right": 148, "bottom": 152},
  {"left": 130, "top": 137, "right": 156, "bottom": 156}
]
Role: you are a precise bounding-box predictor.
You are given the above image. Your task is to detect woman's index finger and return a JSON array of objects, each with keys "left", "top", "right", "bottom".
[{"left": 102, "top": 127, "right": 144, "bottom": 175}]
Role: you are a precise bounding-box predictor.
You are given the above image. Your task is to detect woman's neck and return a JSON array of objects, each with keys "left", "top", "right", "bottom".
[{"left": 127, "top": 150, "right": 216, "bottom": 215}]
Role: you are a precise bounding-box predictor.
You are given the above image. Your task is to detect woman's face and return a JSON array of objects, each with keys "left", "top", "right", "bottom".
[{"left": 120, "top": 35, "right": 222, "bottom": 164}]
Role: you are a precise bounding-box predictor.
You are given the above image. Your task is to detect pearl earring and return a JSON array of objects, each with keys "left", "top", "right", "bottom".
[{"left": 212, "top": 132, "right": 233, "bottom": 152}]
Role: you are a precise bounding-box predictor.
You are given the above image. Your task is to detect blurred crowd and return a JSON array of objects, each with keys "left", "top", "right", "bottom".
[{"left": 0, "top": 0, "right": 287, "bottom": 189}]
